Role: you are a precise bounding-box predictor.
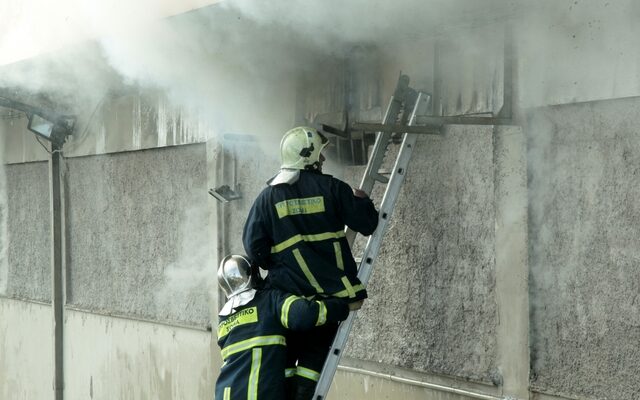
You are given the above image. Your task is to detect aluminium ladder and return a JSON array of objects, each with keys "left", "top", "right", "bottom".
[{"left": 313, "top": 76, "right": 437, "bottom": 399}]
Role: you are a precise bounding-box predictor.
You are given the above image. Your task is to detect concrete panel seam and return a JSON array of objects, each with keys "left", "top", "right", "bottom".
[
  {"left": 0, "top": 295, "right": 50, "bottom": 306},
  {"left": 65, "top": 305, "right": 212, "bottom": 333}
]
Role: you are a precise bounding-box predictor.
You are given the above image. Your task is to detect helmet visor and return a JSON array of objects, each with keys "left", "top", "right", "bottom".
[{"left": 218, "top": 255, "right": 253, "bottom": 298}]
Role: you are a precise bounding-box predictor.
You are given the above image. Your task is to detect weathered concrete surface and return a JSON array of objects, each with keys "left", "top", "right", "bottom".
[
  {"left": 528, "top": 96, "right": 640, "bottom": 399},
  {"left": 3, "top": 161, "right": 51, "bottom": 301},
  {"left": 65, "top": 144, "right": 213, "bottom": 327},
  {"left": 346, "top": 126, "right": 498, "bottom": 383},
  {"left": 0, "top": 298, "right": 213, "bottom": 400},
  {"left": 0, "top": 299, "right": 53, "bottom": 400},
  {"left": 65, "top": 309, "right": 213, "bottom": 400}
]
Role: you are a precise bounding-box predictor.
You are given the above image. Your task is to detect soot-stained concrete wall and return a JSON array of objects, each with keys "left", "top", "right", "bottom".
[
  {"left": 528, "top": 97, "right": 640, "bottom": 399},
  {"left": 3, "top": 161, "right": 51, "bottom": 302},
  {"left": 346, "top": 126, "right": 498, "bottom": 383},
  {"left": 65, "top": 144, "right": 212, "bottom": 327}
]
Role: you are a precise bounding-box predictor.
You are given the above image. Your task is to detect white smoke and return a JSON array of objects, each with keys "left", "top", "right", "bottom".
[
  {"left": 154, "top": 198, "right": 215, "bottom": 325},
  {"left": 2, "top": 0, "right": 639, "bottom": 331}
]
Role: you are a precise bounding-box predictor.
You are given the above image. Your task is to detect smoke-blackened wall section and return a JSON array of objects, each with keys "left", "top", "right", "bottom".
[
  {"left": 347, "top": 126, "right": 498, "bottom": 383},
  {"left": 528, "top": 97, "right": 640, "bottom": 399},
  {"left": 3, "top": 162, "right": 51, "bottom": 302},
  {"left": 65, "top": 144, "right": 211, "bottom": 326}
]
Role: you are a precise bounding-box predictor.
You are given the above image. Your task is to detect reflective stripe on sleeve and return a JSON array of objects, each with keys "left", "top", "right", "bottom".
[
  {"left": 333, "top": 241, "right": 344, "bottom": 270},
  {"left": 332, "top": 283, "right": 365, "bottom": 298},
  {"left": 271, "top": 230, "right": 346, "bottom": 254},
  {"left": 285, "top": 368, "right": 296, "bottom": 378},
  {"left": 292, "top": 249, "right": 324, "bottom": 294},
  {"left": 280, "top": 295, "right": 298, "bottom": 329},
  {"left": 315, "top": 300, "right": 327, "bottom": 326},
  {"left": 220, "top": 335, "right": 286, "bottom": 360},
  {"left": 223, "top": 387, "right": 231, "bottom": 400},
  {"left": 247, "top": 348, "right": 262, "bottom": 400},
  {"left": 340, "top": 276, "right": 356, "bottom": 298},
  {"left": 296, "top": 366, "right": 320, "bottom": 382}
]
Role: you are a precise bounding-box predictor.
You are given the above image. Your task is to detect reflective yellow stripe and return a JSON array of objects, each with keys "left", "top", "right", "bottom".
[
  {"left": 292, "top": 249, "right": 325, "bottom": 294},
  {"left": 285, "top": 368, "right": 296, "bottom": 378},
  {"left": 271, "top": 230, "right": 346, "bottom": 253},
  {"left": 341, "top": 277, "right": 356, "bottom": 298},
  {"left": 332, "top": 283, "right": 365, "bottom": 298},
  {"left": 248, "top": 348, "right": 261, "bottom": 400},
  {"left": 220, "top": 335, "right": 286, "bottom": 360},
  {"left": 275, "top": 196, "right": 325, "bottom": 218},
  {"left": 315, "top": 300, "right": 327, "bottom": 326},
  {"left": 223, "top": 387, "right": 231, "bottom": 400},
  {"left": 296, "top": 366, "right": 320, "bottom": 382},
  {"left": 281, "top": 295, "right": 298, "bottom": 329},
  {"left": 333, "top": 242, "right": 344, "bottom": 270}
]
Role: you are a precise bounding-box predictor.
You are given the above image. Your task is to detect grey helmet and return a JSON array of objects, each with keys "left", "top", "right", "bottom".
[{"left": 217, "top": 254, "right": 256, "bottom": 298}]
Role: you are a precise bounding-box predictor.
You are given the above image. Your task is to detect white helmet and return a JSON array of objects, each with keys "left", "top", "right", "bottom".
[{"left": 280, "top": 126, "right": 329, "bottom": 170}]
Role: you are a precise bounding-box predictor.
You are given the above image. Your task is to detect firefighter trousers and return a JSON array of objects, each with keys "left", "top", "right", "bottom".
[{"left": 286, "top": 323, "right": 339, "bottom": 400}]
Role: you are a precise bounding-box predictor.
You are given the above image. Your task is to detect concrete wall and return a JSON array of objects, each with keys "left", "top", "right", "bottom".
[
  {"left": 64, "top": 308, "right": 213, "bottom": 400},
  {"left": 65, "top": 144, "right": 212, "bottom": 327},
  {"left": 0, "top": 299, "right": 52, "bottom": 400},
  {"left": 0, "top": 298, "right": 213, "bottom": 400},
  {"left": 0, "top": 143, "right": 219, "bottom": 400},
  {"left": 346, "top": 126, "right": 499, "bottom": 383},
  {"left": 527, "top": 96, "right": 640, "bottom": 399},
  {"left": 3, "top": 161, "right": 50, "bottom": 301}
]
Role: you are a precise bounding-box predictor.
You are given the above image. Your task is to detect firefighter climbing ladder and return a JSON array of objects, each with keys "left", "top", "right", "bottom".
[{"left": 313, "top": 76, "right": 437, "bottom": 399}]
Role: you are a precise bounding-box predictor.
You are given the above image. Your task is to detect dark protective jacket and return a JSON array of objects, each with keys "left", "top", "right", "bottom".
[
  {"left": 215, "top": 289, "right": 349, "bottom": 400},
  {"left": 242, "top": 170, "right": 379, "bottom": 302}
]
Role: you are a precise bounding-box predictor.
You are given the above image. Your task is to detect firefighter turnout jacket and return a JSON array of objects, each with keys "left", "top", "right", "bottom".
[
  {"left": 215, "top": 289, "right": 349, "bottom": 400},
  {"left": 243, "top": 170, "right": 379, "bottom": 302}
]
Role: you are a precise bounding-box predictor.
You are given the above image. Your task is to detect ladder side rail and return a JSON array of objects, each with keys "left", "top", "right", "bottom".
[
  {"left": 358, "top": 96, "right": 400, "bottom": 193},
  {"left": 346, "top": 96, "right": 399, "bottom": 246},
  {"left": 312, "top": 309, "right": 358, "bottom": 399},
  {"left": 355, "top": 93, "right": 428, "bottom": 285},
  {"left": 313, "top": 93, "right": 429, "bottom": 400}
]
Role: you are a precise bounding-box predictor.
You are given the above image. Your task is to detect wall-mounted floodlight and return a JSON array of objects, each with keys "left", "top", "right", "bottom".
[
  {"left": 208, "top": 185, "right": 242, "bottom": 203},
  {"left": 27, "top": 113, "right": 75, "bottom": 147},
  {"left": 28, "top": 114, "right": 54, "bottom": 138},
  {"left": 0, "top": 95, "right": 75, "bottom": 147}
]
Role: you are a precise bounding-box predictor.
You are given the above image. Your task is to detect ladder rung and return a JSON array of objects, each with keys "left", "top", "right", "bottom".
[{"left": 370, "top": 172, "right": 389, "bottom": 184}]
